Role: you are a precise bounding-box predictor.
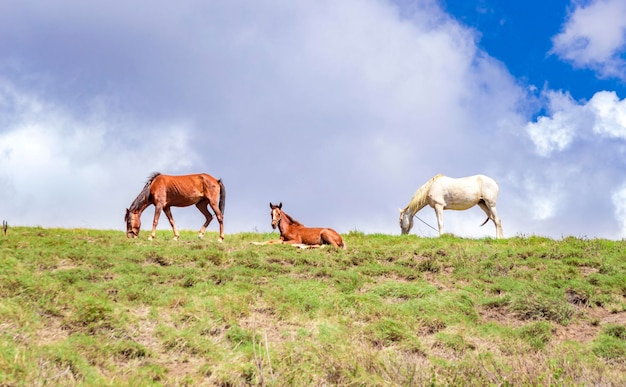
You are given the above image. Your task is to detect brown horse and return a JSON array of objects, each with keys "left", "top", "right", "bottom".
[
  {"left": 269, "top": 202, "right": 345, "bottom": 249},
  {"left": 125, "top": 172, "right": 225, "bottom": 241}
]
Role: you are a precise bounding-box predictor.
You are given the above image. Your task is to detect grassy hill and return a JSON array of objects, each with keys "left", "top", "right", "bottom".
[{"left": 1, "top": 227, "right": 625, "bottom": 386}]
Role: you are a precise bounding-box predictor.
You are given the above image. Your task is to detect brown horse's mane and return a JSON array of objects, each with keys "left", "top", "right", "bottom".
[
  {"left": 281, "top": 211, "right": 303, "bottom": 227},
  {"left": 129, "top": 172, "right": 161, "bottom": 212}
]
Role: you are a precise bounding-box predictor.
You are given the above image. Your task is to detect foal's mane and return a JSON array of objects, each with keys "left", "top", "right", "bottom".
[
  {"left": 281, "top": 210, "right": 303, "bottom": 227},
  {"left": 405, "top": 173, "right": 444, "bottom": 214},
  {"left": 129, "top": 172, "right": 161, "bottom": 212}
]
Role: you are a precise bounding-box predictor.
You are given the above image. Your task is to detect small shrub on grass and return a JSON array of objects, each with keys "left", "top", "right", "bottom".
[
  {"left": 42, "top": 337, "right": 104, "bottom": 385},
  {"left": 64, "top": 296, "right": 116, "bottom": 333},
  {"left": 509, "top": 287, "right": 574, "bottom": 325},
  {"left": 418, "top": 316, "right": 447, "bottom": 334},
  {"left": 159, "top": 327, "right": 215, "bottom": 356},
  {"left": 145, "top": 251, "right": 172, "bottom": 266},
  {"left": 434, "top": 332, "right": 474, "bottom": 352},
  {"left": 226, "top": 324, "right": 254, "bottom": 348},
  {"left": 332, "top": 270, "right": 362, "bottom": 293},
  {"left": 113, "top": 340, "right": 149, "bottom": 360},
  {"left": 516, "top": 321, "right": 553, "bottom": 350},
  {"left": 603, "top": 323, "right": 626, "bottom": 340},
  {"left": 416, "top": 256, "right": 441, "bottom": 273},
  {"left": 592, "top": 335, "right": 626, "bottom": 362},
  {"left": 369, "top": 281, "right": 438, "bottom": 300},
  {"left": 268, "top": 280, "right": 331, "bottom": 318},
  {"left": 365, "top": 318, "right": 408, "bottom": 347}
]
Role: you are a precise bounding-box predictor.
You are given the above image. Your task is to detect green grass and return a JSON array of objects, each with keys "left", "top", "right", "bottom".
[{"left": 1, "top": 227, "right": 625, "bottom": 385}]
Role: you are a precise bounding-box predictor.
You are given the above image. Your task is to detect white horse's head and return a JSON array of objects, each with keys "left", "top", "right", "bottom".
[{"left": 399, "top": 208, "right": 413, "bottom": 235}]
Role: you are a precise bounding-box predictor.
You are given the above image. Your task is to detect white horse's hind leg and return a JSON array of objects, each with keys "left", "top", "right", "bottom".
[
  {"left": 492, "top": 208, "right": 503, "bottom": 238},
  {"left": 478, "top": 201, "right": 503, "bottom": 238}
]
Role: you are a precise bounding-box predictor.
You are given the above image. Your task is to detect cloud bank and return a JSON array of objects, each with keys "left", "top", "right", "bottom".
[{"left": 1, "top": 0, "right": 626, "bottom": 239}]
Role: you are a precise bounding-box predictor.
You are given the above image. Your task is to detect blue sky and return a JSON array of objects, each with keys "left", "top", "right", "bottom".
[
  {"left": 443, "top": 1, "right": 626, "bottom": 101},
  {"left": 2, "top": 0, "right": 626, "bottom": 239}
]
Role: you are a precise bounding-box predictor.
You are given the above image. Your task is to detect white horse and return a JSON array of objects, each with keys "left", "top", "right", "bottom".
[{"left": 399, "top": 174, "right": 503, "bottom": 238}]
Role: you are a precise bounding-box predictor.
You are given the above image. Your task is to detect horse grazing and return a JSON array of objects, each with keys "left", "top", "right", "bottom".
[
  {"left": 270, "top": 202, "right": 345, "bottom": 249},
  {"left": 125, "top": 172, "right": 225, "bottom": 241},
  {"left": 399, "top": 174, "right": 503, "bottom": 238}
]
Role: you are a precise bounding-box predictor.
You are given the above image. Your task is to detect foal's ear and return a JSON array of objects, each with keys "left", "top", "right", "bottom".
[
  {"left": 278, "top": 202, "right": 282, "bottom": 209},
  {"left": 398, "top": 208, "right": 403, "bottom": 213}
]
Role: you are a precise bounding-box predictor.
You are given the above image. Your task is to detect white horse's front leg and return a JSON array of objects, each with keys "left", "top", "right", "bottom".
[{"left": 434, "top": 204, "right": 445, "bottom": 236}]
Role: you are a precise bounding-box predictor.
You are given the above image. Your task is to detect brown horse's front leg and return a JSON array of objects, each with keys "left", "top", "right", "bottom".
[
  {"left": 163, "top": 207, "right": 179, "bottom": 240},
  {"left": 150, "top": 205, "right": 163, "bottom": 240}
]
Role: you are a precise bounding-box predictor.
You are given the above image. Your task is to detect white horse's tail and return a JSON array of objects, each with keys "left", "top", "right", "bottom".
[{"left": 480, "top": 217, "right": 490, "bottom": 227}]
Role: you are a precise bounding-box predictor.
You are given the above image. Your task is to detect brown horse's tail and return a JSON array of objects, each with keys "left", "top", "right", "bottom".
[{"left": 218, "top": 179, "right": 226, "bottom": 215}]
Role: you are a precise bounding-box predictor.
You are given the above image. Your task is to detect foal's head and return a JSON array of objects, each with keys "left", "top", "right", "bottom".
[
  {"left": 269, "top": 202, "right": 283, "bottom": 229},
  {"left": 398, "top": 208, "right": 414, "bottom": 235},
  {"left": 125, "top": 209, "right": 141, "bottom": 238}
]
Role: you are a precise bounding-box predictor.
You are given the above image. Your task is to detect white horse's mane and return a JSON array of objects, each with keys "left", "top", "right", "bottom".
[{"left": 405, "top": 173, "right": 444, "bottom": 214}]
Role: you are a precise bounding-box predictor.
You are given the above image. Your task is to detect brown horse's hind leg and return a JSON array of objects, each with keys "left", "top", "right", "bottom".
[
  {"left": 195, "top": 200, "right": 213, "bottom": 239},
  {"left": 163, "top": 206, "right": 180, "bottom": 240},
  {"left": 206, "top": 199, "right": 224, "bottom": 242}
]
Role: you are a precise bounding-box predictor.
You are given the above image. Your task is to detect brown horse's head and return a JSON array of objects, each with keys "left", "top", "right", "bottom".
[
  {"left": 125, "top": 208, "right": 141, "bottom": 238},
  {"left": 269, "top": 202, "right": 282, "bottom": 229},
  {"left": 399, "top": 208, "right": 413, "bottom": 235}
]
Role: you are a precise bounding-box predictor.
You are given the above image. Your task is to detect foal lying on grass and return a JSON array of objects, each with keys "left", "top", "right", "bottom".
[{"left": 255, "top": 202, "right": 345, "bottom": 249}]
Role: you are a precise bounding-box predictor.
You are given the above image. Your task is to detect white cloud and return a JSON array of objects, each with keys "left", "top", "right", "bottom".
[
  {"left": 523, "top": 176, "right": 563, "bottom": 221},
  {"left": 0, "top": 79, "right": 197, "bottom": 228},
  {"left": 525, "top": 90, "right": 587, "bottom": 156},
  {"left": 551, "top": 0, "right": 626, "bottom": 79},
  {"left": 526, "top": 89, "right": 626, "bottom": 156},
  {"left": 611, "top": 182, "right": 626, "bottom": 237},
  {"left": 588, "top": 90, "right": 626, "bottom": 138},
  {"left": 520, "top": 88, "right": 626, "bottom": 238}
]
